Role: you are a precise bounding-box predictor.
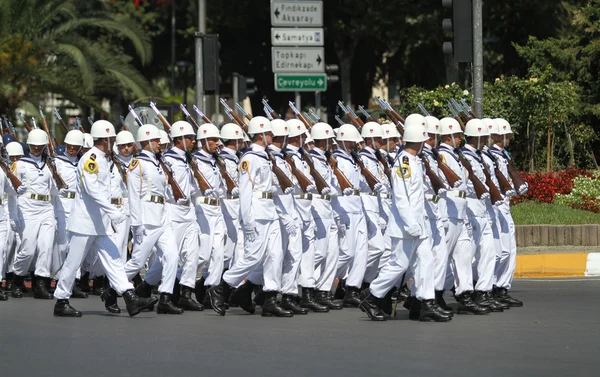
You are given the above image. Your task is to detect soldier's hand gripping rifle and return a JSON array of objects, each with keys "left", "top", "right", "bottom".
[
  {"left": 262, "top": 99, "right": 280, "bottom": 120},
  {"left": 52, "top": 108, "right": 70, "bottom": 134},
  {"left": 38, "top": 107, "right": 67, "bottom": 189}
]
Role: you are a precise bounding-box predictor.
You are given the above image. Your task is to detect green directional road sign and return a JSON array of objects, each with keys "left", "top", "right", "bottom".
[{"left": 274, "top": 73, "right": 327, "bottom": 92}]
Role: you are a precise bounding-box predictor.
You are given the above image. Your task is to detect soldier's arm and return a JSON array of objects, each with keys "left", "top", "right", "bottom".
[
  {"left": 238, "top": 157, "right": 256, "bottom": 230},
  {"left": 80, "top": 158, "right": 121, "bottom": 220},
  {"left": 127, "top": 160, "right": 143, "bottom": 226}
]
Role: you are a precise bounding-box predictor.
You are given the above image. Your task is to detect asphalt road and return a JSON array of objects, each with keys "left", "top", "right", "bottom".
[{"left": 1, "top": 278, "right": 599, "bottom": 377}]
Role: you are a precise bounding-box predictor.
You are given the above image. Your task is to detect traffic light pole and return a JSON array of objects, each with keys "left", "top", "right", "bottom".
[
  {"left": 195, "top": 0, "right": 206, "bottom": 121},
  {"left": 472, "top": 0, "right": 483, "bottom": 118}
]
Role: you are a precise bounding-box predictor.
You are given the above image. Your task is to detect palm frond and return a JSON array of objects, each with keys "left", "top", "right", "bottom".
[{"left": 53, "top": 42, "right": 94, "bottom": 92}]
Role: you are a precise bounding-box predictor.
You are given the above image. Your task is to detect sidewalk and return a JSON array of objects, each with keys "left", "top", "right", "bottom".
[{"left": 516, "top": 246, "right": 600, "bottom": 278}]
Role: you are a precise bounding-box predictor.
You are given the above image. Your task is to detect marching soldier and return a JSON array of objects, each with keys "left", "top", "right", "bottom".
[
  {"left": 52, "top": 120, "right": 158, "bottom": 317},
  {"left": 0, "top": 147, "right": 18, "bottom": 301},
  {"left": 3, "top": 142, "right": 24, "bottom": 298},
  {"left": 124, "top": 124, "right": 182, "bottom": 315}
]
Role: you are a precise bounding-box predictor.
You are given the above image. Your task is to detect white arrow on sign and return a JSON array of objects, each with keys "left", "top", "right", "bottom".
[
  {"left": 270, "top": 0, "right": 323, "bottom": 27},
  {"left": 272, "top": 47, "right": 325, "bottom": 73},
  {"left": 271, "top": 28, "right": 324, "bottom": 46}
]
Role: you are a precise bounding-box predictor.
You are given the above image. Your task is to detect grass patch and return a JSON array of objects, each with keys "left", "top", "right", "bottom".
[{"left": 511, "top": 201, "right": 600, "bottom": 225}]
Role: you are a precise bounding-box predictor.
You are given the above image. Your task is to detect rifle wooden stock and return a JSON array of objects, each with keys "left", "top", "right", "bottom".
[
  {"left": 156, "top": 113, "right": 171, "bottom": 134},
  {"left": 0, "top": 159, "right": 22, "bottom": 190},
  {"left": 485, "top": 151, "right": 513, "bottom": 195},
  {"left": 269, "top": 110, "right": 280, "bottom": 120},
  {"left": 243, "top": 113, "right": 253, "bottom": 122},
  {"left": 185, "top": 114, "right": 200, "bottom": 132},
  {"left": 284, "top": 153, "right": 312, "bottom": 193},
  {"left": 229, "top": 111, "right": 248, "bottom": 132},
  {"left": 346, "top": 114, "right": 363, "bottom": 130},
  {"left": 482, "top": 163, "right": 504, "bottom": 204},
  {"left": 454, "top": 116, "right": 466, "bottom": 131},
  {"left": 432, "top": 149, "right": 462, "bottom": 188},
  {"left": 506, "top": 160, "right": 527, "bottom": 192},
  {"left": 352, "top": 151, "right": 379, "bottom": 190},
  {"left": 158, "top": 155, "right": 185, "bottom": 201},
  {"left": 458, "top": 151, "right": 489, "bottom": 199},
  {"left": 468, "top": 110, "right": 478, "bottom": 119},
  {"left": 301, "top": 149, "right": 330, "bottom": 194},
  {"left": 327, "top": 153, "right": 354, "bottom": 191},
  {"left": 188, "top": 156, "right": 213, "bottom": 194},
  {"left": 39, "top": 116, "right": 56, "bottom": 156},
  {"left": 268, "top": 153, "right": 294, "bottom": 192},
  {"left": 420, "top": 156, "right": 446, "bottom": 194},
  {"left": 375, "top": 150, "right": 392, "bottom": 180},
  {"left": 111, "top": 153, "right": 127, "bottom": 184},
  {"left": 383, "top": 109, "right": 404, "bottom": 136},
  {"left": 296, "top": 113, "right": 313, "bottom": 129},
  {"left": 21, "top": 119, "right": 33, "bottom": 133},
  {"left": 214, "top": 153, "right": 238, "bottom": 195},
  {"left": 57, "top": 118, "right": 69, "bottom": 134},
  {"left": 45, "top": 155, "right": 67, "bottom": 189}
]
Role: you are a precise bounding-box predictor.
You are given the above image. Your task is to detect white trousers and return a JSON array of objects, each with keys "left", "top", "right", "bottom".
[
  {"left": 125, "top": 224, "right": 178, "bottom": 294},
  {"left": 298, "top": 219, "right": 317, "bottom": 288},
  {"left": 54, "top": 232, "right": 134, "bottom": 300},
  {"left": 281, "top": 218, "right": 303, "bottom": 295},
  {"left": 443, "top": 218, "right": 474, "bottom": 295},
  {"left": 197, "top": 208, "right": 225, "bottom": 287},
  {"left": 53, "top": 210, "right": 70, "bottom": 276},
  {"left": 313, "top": 217, "right": 339, "bottom": 291},
  {"left": 171, "top": 220, "right": 200, "bottom": 289},
  {"left": 12, "top": 210, "right": 56, "bottom": 278},
  {"left": 223, "top": 215, "right": 242, "bottom": 268},
  {"left": 363, "top": 210, "right": 386, "bottom": 284},
  {"left": 335, "top": 212, "right": 368, "bottom": 288},
  {"left": 224, "top": 219, "right": 282, "bottom": 292},
  {"left": 87, "top": 216, "right": 131, "bottom": 278},
  {"left": 427, "top": 217, "right": 451, "bottom": 291},
  {"left": 371, "top": 234, "right": 434, "bottom": 300},
  {"left": 470, "top": 214, "right": 496, "bottom": 292},
  {"left": 495, "top": 206, "right": 517, "bottom": 289},
  {"left": 0, "top": 219, "right": 7, "bottom": 280},
  {"left": 5, "top": 224, "right": 20, "bottom": 275}
]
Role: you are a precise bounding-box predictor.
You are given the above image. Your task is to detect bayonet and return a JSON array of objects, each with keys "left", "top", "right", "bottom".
[
  {"left": 334, "top": 115, "right": 344, "bottom": 126},
  {"left": 128, "top": 105, "right": 144, "bottom": 128},
  {"left": 309, "top": 109, "right": 322, "bottom": 122},
  {"left": 263, "top": 107, "right": 273, "bottom": 120},
  {"left": 418, "top": 102, "right": 431, "bottom": 117}
]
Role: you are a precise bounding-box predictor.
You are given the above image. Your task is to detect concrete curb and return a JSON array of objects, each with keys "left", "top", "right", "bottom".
[
  {"left": 514, "top": 252, "right": 600, "bottom": 278},
  {"left": 516, "top": 225, "right": 600, "bottom": 247}
]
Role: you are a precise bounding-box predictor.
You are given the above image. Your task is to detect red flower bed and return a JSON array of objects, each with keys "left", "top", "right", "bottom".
[{"left": 511, "top": 167, "right": 593, "bottom": 204}]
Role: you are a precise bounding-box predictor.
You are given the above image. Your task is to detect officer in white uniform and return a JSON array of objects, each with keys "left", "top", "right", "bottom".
[
  {"left": 332, "top": 124, "right": 369, "bottom": 307},
  {"left": 490, "top": 118, "right": 523, "bottom": 307},
  {"left": 11, "top": 129, "right": 57, "bottom": 299},
  {"left": 53, "top": 120, "right": 158, "bottom": 317},
  {"left": 360, "top": 123, "right": 450, "bottom": 322},
  {"left": 3, "top": 142, "right": 24, "bottom": 298},
  {"left": 460, "top": 119, "right": 504, "bottom": 312},
  {"left": 438, "top": 118, "right": 489, "bottom": 315},
  {"left": 125, "top": 124, "right": 182, "bottom": 315},
  {"left": 208, "top": 116, "right": 292, "bottom": 318}
]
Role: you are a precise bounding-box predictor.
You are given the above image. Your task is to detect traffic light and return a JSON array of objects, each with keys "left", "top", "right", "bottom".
[
  {"left": 442, "top": 0, "right": 473, "bottom": 63},
  {"left": 202, "top": 34, "right": 221, "bottom": 94},
  {"left": 233, "top": 73, "right": 256, "bottom": 100},
  {"left": 326, "top": 64, "right": 339, "bottom": 84}
]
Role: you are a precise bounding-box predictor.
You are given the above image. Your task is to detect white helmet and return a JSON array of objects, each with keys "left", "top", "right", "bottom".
[
  {"left": 243, "top": 133, "right": 250, "bottom": 143},
  {"left": 116, "top": 130, "right": 135, "bottom": 145},
  {"left": 310, "top": 122, "right": 334, "bottom": 140},
  {"left": 270, "top": 119, "right": 289, "bottom": 137},
  {"left": 197, "top": 123, "right": 220, "bottom": 140},
  {"left": 336, "top": 124, "right": 363, "bottom": 143},
  {"left": 403, "top": 125, "right": 430, "bottom": 143},
  {"left": 6, "top": 141, "right": 24, "bottom": 156},
  {"left": 170, "top": 121, "right": 195, "bottom": 138},
  {"left": 220, "top": 123, "right": 244, "bottom": 140},
  {"left": 287, "top": 119, "right": 307, "bottom": 137},
  {"left": 481, "top": 118, "right": 498, "bottom": 134},
  {"left": 381, "top": 123, "right": 400, "bottom": 139},
  {"left": 159, "top": 130, "right": 170, "bottom": 144},
  {"left": 90, "top": 120, "right": 116, "bottom": 139},
  {"left": 137, "top": 124, "right": 161, "bottom": 142},
  {"left": 360, "top": 122, "right": 384, "bottom": 138},
  {"left": 440, "top": 118, "right": 463, "bottom": 135},
  {"left": 425, "top": 116, "right": 442, "bottom": 135},
  {"left": 64, "top": 130, "right": 84, "bottom": 146},
  {"left": 247, "top": 116, "right": 272, "bottom": 135},
  {"left": 464, "top": 119, "right": 489, "bottom": 137},
  {"left": 493, "top": 118, "right": 512, "bottom": 134},
  {"left": 404, "top": 114, "right": 428, "bottom": 129},
  {"left": 27, "top": 129, "right": 49, "bottom": 146},
  {"left": 83, "top": 133, "right": 93, "bottom": 148}
]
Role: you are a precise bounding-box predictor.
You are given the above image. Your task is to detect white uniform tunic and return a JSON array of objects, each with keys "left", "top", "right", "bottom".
[
  {"left": 222, "top": 144, "right": 282, "bottom": 292},
  {"left": 124, "top": 150, "right": 178, "bottom": 294},
  {"left": 0, "top": 169, "right": 16, "bottom": 282},
  {"left": 12, "top": 154, "right": 57, "bottom": 278},
  {"left": 54, "top": 147, "right": 134, "bottom": 299},
  {"left": 52, "top": 154, "right": 79, "bottom": 275},
  {"left": 219, "top": 148, "right": 243, "bottom": 267}
]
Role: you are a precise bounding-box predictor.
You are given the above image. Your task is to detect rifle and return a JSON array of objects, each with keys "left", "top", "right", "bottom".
[
  {"left": 352, "top": 150, "right": 380, "bottom": 190},
  {"left": 326, "top": 151, "right": 354, "bottom": 192},
  {"left": 375, "top": 97, "right": 404, "bottom": 135},
  {"left": 303, "top": 112, "right": 316, "bottom": 125},
  {"left": 338, "top": 101, "right": 364, "bottom": 129},
  {"left": 52, "top": 108, "right": 70, "bottom": 134},
  {"left": 284, "top": 153, "right": 313, "bottom": 193},
  {"left": 481, "top": 159, "right": 504, "bottom": 205},
  {"left": 334, "top": 115, "right": 344, "bottom": 126},
  {"left": 461, "top": 99, "right": 478, "bottom": 119},
  {"left": 181, "top": 104, "right": 200, "bottom": 132},
  {"left": 358, "top": 105, "right": 376, "bottom": 122},
  {"left": 262, "top": 99, "right": 280, "bottom": 120},
  {"left": 2, "top": 118, "right": 11, "bottom": 136},
  {"left": 448, "top": 101, "right": 467, "bottom": 130},
  {"left": 220, "top": 98, "right": 248, "bottom": 131},
  {"left": 8, "top": 121, "right": 17, "bottom": 139},
  {"left": 420, "top": 155, "right": 446, "bottom": 194},
  {"left": 0, "top": 158, "right": 22, "bottom": 190},
  {"left": 17, "top": 113, "right": 32, "bottom": 133},
  {"left": 450, "top": 99, "right": 470, "bottom": 124},
  {"left": 309, "top": 109, "right": 323, "bottom": 123},
  {"left": 482, "top": 149, "right": 514, "bottom": 196},
  {"left": 504, "top": 152, "right": 528, "bottom": 194},
  {"left": 458, "top": 150, "right": 489, "bottom": 200},
  {"left": 214, "top": 152, "right": 238, "bottom": 196},
  {"left": 192, "top": 105, "right": 212, "bottom": 124},
  {"left": 236, "top": 103, "right": 253, "bottom": 122},
  {"left": 75, "top": 117, "right": 82, "bottom": 131},
  {"left": 121, "top": 111, "right": 140, "bottom": 155},
  {"left": 39, "top": 107, "right": 58, "bottom": 156},
  {"left": 263, "top": 107, "right": 274, "bottom": 120},
  {"left": 38, "top": 107, "right": 67, "bottom": 189}
]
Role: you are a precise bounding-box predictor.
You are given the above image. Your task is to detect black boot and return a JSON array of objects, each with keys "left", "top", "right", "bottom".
[
  {"left": 473, "top": 290, "right": 503, "bottom": 312},
  {"left": 54, "top": 299, "right": 82, "bottom": 317},
  {"left": 178, "top": 286, "right": 204, "bottom": 311},
  {"left": 100, "top": 288, "right": 121, "bottom": 313},
  {"left": 72, "top": 280, "right": 88, "bottom": 299},
  {"left": 194, "top": 277, "right": 207, "bottom": 303},
  {"left": 456, "top": 291, "right": 490, "bottom": 315},
  {"left": 92, "top": 276, "right": 105, "bottom": 296},
  {"left": 79, "top": 272, "right": 91, "bottom": 293},
  {"left": 403, "top": 295, "right": 413, "bottom": 311},
  {"left": 334, "top": 279, "right": 346, "bottom": 300},
  {"left": 419, "top": 299, "right": 452, "bottom": 322},
  {"left": 253, "top": 285, "right": 265, "bottom": 306},
  {"left": 359, "top": 281, "right": 370, "bottom": 301},
  {"left": 300, "top": 288, "right": 329, "bottom": 312},
  {"left": 122, "top": 289, "right": 159, "bottom": 317},
  {"left": 397, "top": 283, "right": 410, "bottom": 302},
  {"left": 132, "top": 273, "right": 143, "bottom": 288},
  {"left": 314, "top": 289, "right": 343, "bottom": 311},
  {"left": 7, "top": 274, "right": 23, "bottom": 298},
  {"left": 33, "top": 276, "right": 53, "bottom": 299},
  {"left": 486, "top": 291, "right": 510, "bottom": 310},
  {"left": 380, "top": 288, "right": 397, "bottom": 316},
  {"left": 261, "top": 291, "right": 293, "bottom": 317},
  {"left": 0, "top": 290, "right": 8, "bottom": 301},
  {"left": 171, "top": 279, "right": 181, "bottom": 306},
  {"left": 207, "top": 279, "right": 232, "bottom": 316},
  {"left": 359, "top": 293, "right": 386, "bottom": 321},
  {"left": 229, "top": 280, "right": 256, "bottom": 314},
  {"left": 494, "top": 287, "right": 523, "bottom": 307},
  {"left": 435, "top": 290, "right": 453, "bottom": 313},
  {"left": 279, "top": 294, "right": 308, "bottom": 314},
  {"left": 408, "top": 297, "right": 421, "bottom": 320},
  {"left": 134, "top": 281, "right": 153, "bottom": 298},
  {"left": 157, "top": 293, "right": 184, "bottom": 314},
  {"left": 202, "top": 292, "right": 211, "bottom": 309},
  {"left": 342, "top": 286, "right": 361, "bottom": 308}
]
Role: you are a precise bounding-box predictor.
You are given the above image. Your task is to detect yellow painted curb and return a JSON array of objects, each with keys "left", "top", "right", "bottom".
[{"left": 514, "top": 253, "right": 588, "bottom": 278}]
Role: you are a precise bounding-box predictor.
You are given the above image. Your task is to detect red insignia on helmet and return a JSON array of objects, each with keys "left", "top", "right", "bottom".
[
  {"left": 435, "top": 125, "right": 439, "bottom": 129},
  {"left": 422, "top": 122, "right": 426, "bottom": 126},
  {"left": 203, "top": 129, "right": 207, "bottom": 134},
  {"left": 106, "top": 128, "right": 110, "bottom": 133},
  {"left": 235, "top": 130, "right": 239, "bottom": 135},
  {"left": 369, "top": 128, "right": 373, "bottom": 133},
  {"left": 503, "top": 125, "right": 507, "bottom": 130},
  {"left": 449, "top": 125, "right": 453, "bottom": 129},
  {"left": 386, "top": 130, "right": 390, "bottom": 134},
  {"left": 325, "top": 130, "right": 329, "bottom": 134},
  {"left": 297, "top": 125, "right": 301, "bottom": 130},
  {"left": 478, "top": 127, "right": 482, "bottom": 132},
  {"left": 180, "top": 126, "right": 184, "bottom": 131},
  {"left": 340, "top": 132, "right": 344, "bottom": 136},
  {"left": 260, "top": 123, "right": 264, "bottom": 128},
  {"left": 284, "top": 126, "right": 288, "bottom": 131},
  {"left": 423, "top": 132, "right": 427, "bottom": 136},
  {"left": 146, "top": 131, "right": 150, "bottom": 136}
]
